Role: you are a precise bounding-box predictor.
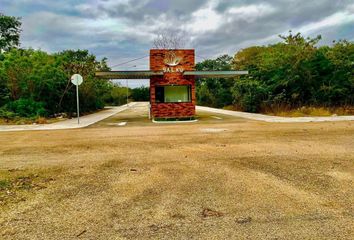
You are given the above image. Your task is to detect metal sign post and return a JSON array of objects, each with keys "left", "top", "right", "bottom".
[
  {"left": 71, "top": 74, "right": 83, "bottom": 124},
  {"left": 126, "top": 79, "right": 129, "bottom": 107},
  {"left": 76, "top": 84, "right": 80, "bottom": 124}
]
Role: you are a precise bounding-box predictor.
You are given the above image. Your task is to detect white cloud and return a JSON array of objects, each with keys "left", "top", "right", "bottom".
[
  {"left": 185, "top": 2, "right": 276, "bottom": 34},
  {"left": 5, "top": 0, "right": 353, "bottom": 65},
  {"left": 185, "top": 0, "right": 223, "bottom": 33},
  {"left": 297, "top": 11, "right": 354, "bottom": 35},
  {"left": 232, "top": 8, "right": 354, "bottom": 52},
  {"left": 228, "top": 4, "right": 276, "bottom": 22}
]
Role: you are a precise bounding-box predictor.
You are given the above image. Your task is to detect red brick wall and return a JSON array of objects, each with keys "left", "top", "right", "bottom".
[
  {"left": 150, "top": 49, "right": 195, "bottom": 118},
  {"left": 150, "top": 49, "right": 195, "bottom": 71}
]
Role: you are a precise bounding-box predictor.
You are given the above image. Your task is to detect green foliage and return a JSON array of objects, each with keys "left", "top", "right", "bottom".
[
  {"left": 232, "top": 80, "right": 268, "bottom": 112},
  {"left": 0, "top": 13, "right": 22, "bottom": 51},
  {"left": 232, "top": 32, "right": 354, "bottom": 112},
  {"left": 196, "top": 55, "right": 234, "bottom": 108},
  {"left": 54, "top": 49, "right": 111, "bottom": 113},
  {"left": 0, "top": 107, "right": 16, "bottom": 119},
  {"left": 1, "top": 14, "right": 353, "bottom": 119},
  {"left": 6, "top": 98, "right": 46, "bottom": 117},
  {"left": 0, "top": 179, "right": 10, "bottom": 190},
  {"left": 0, "top": 13, "right": 131, "bottom": 121},
  {"left": 0, "top": 48, "right": 113, "bottom": 118},
  {"left": 131, "top": 86, "right": 149, "bottom": 101},
  {"left": 196, "top": 32, "right": 353, "bottom": 112},
  {"left": 196, "top": 55, "right": 233, "bottom": 71},
  {"left": 102, "top": 84, "right": 130, "bottom": 106}
]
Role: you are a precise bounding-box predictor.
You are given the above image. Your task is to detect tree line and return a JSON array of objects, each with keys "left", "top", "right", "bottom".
[
  {"left": 196, "top": 32, "right": 354, "bottom": 113},
  {"left": 0, "top": 13, "right": 148, "bottom": 121},
  {"left": 1, "top": 12, "right": 353, "bottom": 121},
  {"left": 0, "top": 47, "right": 146, "bottom": 120}
]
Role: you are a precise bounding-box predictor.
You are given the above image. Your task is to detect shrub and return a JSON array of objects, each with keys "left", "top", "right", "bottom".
[
  {"left": 35, "top": 117, "right": 48, "bottom": 124},
  {"left": 232, "top": 80, "right": 268, "bottom": 112},
  {"left": 0, "top": 107, "right": 16, "bottom": 119},
  {"left": 6, "top": 98, "right": 47, "bottom": 117},
  {"left": 131, "top": 86, "right": 149, "bottom": 101},
  {"left": 106, "top": 86, "right": 129, "bottom": 106}
]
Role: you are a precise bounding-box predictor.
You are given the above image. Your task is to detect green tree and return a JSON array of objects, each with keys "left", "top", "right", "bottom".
[
  {"left": 103, "top": 83, "right": 130, "bottom": 106},
  {"left": 55, "top": 49, "right": 111, "bottom": 113},
  {"left": 230, "top": 31, "right": 352, "bottom": 112},
  {"left": 131, "top": 86, "right": 149, "bottom": 101},
  {"left": 0, "top": 13, "right": 21, "bottom": 52},
  {"left": 320, "top": 40, "right": 354, "bottom": 106},
  {"left": 232, "top": 80, "right": 268, "bottom": 112},
  {"left": 196, "top": 55, "right": 235, "bottom": 107},
  {"left": 0, "top": 48, "right": 113, "bottom": 118}
]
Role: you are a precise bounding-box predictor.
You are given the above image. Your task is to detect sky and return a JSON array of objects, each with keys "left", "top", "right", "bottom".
[{"left": 2, "top": 0, "right": 354, "bottom": 87}]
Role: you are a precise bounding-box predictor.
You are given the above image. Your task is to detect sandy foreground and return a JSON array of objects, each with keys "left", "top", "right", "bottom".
[{"left": 0, "top": 103, "right": 353, "bottom": 239}]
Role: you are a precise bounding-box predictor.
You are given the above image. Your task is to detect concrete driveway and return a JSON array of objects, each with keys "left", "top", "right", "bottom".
[
  {"left": 1, "top": 102, "right": 353, "bottom": 132},
  {"left": 0, "top": 104, "right": 133, "bottom": 132}
]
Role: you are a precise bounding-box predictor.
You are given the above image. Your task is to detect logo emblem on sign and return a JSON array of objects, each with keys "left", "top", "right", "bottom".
[{"left": 164, "top": 51, "right": 182, "bottom": 67}]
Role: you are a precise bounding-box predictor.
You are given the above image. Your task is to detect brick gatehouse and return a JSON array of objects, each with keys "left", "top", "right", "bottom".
[{"left": 96, "top": 49, "right": 247, "bottom": 120}]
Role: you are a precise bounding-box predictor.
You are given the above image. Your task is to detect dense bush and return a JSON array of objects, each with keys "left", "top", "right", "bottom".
[
  {"left": 234, "top": 33, "right": 354, "bottom": 111},
  {"left": 197, "top": 32, "right": 354, "bottom": 113},
  {"left": 6, "top": 98, "right": 46, "bottom": 117},
  {"left": 232, "top": 80, "right": 268, "bottom": 112},
  {"left": 0, "top": 107, "right": 16, "bottom": 119},
  {"left": 0, "top": 48, "right": 116, "bottom": 118},
  {"left": 103, "top": 85, "right": 130, "bottom": 106},
  {"left": 196, "top": 55, "right": 234, "bottom": 108},
  {"left": 0, "top": 13, "right": 133, "bottom": 121},
  {"left": 131, "top": 86, "right": 149, "bottom": 101}
]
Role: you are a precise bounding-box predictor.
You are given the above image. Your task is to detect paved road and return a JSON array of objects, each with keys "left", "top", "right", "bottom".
[
  {"left": 0, "top": 103, "right": 134, "bottom": 132},
  {"left": 1, "top": 102, "right": 354, "bottom": 132}
]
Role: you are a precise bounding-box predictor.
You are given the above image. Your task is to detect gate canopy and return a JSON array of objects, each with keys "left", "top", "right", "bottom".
[
  {"left": 95, "top": 71, "right": 162, "bottom": 79},
  {"left": 95, "top": 70, "right": 248, "bottom": 79}
]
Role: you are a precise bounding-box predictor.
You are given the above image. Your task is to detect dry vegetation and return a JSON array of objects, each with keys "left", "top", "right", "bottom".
[
  {"left": 224, "top": 105, "right": 354, "bottom": 117},
  {"left": 0, "top": 104, "right": 353, "bottom": 239},
  {"left": 0, "top": 116, "right": 67, "bottom": 125},
  {"left": 263, "top": 106, "right": 354, "bottom": 117}
]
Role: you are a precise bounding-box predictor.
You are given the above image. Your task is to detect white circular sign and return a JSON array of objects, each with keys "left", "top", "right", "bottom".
[{"left": 71, "top": 74, "right": 83, "bottom": 86}]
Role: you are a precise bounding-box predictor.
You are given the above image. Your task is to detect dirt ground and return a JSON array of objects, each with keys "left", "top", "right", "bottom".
[{"left": 0, "top": 102, "right": 353, "bottom": 239}]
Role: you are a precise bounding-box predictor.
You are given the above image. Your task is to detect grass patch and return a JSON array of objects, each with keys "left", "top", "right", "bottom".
[
  {"left": 274, "top": 107, "right": 332, "bottom": 117},
  {"left": 224, "top": 104, "right": 354, "bottom": 117},
  {"left": 265, "top": 106, "right": 354, "bottom": 117},
  {"left": 0, "top": 168, "right": 61, "bottom": 209},
  {"left": 0, "top": 116, "right": 67, "bottom": 125},
  {"left": 0, "top": 179, "right": 11, "bottom": 190}
]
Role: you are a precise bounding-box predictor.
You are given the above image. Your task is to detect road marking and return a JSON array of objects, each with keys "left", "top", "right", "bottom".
[
  {"left": 211, "top": 116, "right": 222, "bottom": 120},
  {"left": 107, "top": 122, "right": 127, "bottom": 126},
  {"left": 200, "top": 128, "right": 228, "bottom": 133}
]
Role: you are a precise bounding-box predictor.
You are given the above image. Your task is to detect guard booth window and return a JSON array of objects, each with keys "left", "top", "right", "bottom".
[{"left": 156, "top": 85, "right": 191, "bottom": 103}]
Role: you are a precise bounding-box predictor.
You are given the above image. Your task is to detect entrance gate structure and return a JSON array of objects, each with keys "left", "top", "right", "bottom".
[{"left": 96, "top": 49, "right": 248, "bottom": 120}]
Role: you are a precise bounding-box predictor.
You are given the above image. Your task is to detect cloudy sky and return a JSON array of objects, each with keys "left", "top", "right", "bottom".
[{"left": 2, "top": 0, "right": 354, "bottom": 72}]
